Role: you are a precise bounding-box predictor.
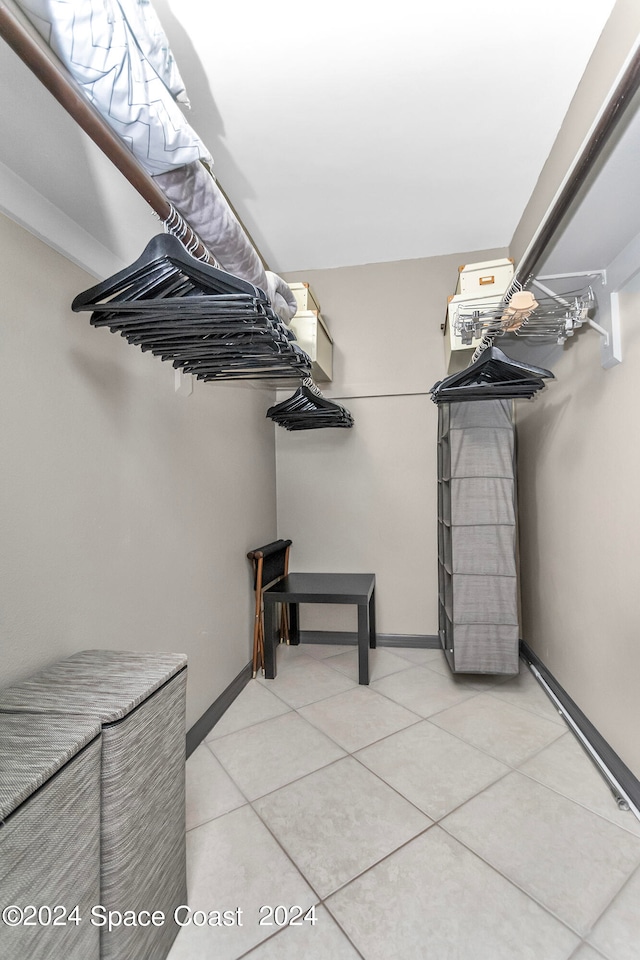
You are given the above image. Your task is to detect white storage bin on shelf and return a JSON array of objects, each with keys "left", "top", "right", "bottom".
[
  {"left": 287, "top": 281, "right": 333, "bottom": 381},
  {"left": 455, "top": 257, "right": 514, "bottom": 296},
  {"left": 289, "top": 311, "right": 333, "bottom": 382},
  {"left": 443, "top": 258, "right": 515, "bottom": 373},
  {"left": 288, "top": 281, "right": 321, "bottom": 313}
]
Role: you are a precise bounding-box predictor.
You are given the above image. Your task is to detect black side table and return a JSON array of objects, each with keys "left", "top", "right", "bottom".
[{"left": 262, "top": 573, "right": 376, "bottom": 684}]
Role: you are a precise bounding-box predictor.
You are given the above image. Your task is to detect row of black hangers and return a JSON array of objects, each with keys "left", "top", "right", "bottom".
[
  {"left": 72, "top": 234, "right": 311, "bottom": 381},
  {"left": 430, "top": 345, "right": 554, "bottom": 403},
  {"left": 267, "top": 379, "right": 354, "bottom": 430}
]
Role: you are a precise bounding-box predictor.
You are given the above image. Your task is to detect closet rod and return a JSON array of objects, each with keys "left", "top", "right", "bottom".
[
  {"left": 0, "top": 0, "right": 212, "bottom": 263},
  {"left": 513, "top": 40, "right": 640, "bottom": 289},
  {"left": 469, "top": 38, "right": 640, "bottom": 365}
]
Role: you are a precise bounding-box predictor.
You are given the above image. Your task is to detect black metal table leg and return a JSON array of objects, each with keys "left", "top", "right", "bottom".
[
  {"left": 288, "top": 603, "right": 300, "bottom": 645},
  {"left": 369, "top": 588, "right": 377, "bottom": 648},
  {"left": 263, "top": 601, "right": 277, "bottom": 679},
  {"left": 357, "top": 602, "right": 370, "bottom": 685}
]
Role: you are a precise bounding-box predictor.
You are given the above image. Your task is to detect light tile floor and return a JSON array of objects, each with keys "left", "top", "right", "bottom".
[{"left": 168, "top": 644, "right": 640, "bottom": 960}]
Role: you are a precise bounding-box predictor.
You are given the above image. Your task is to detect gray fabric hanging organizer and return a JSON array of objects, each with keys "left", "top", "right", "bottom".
[
  {"left": 0, "top": 712, "right": 102, "bottom": 960},
  {"left": 437, "top": 400, "right": 520, "bottom": 674},
  {"left": 0, "top": 649, "right": 187, "bottom": 960}
]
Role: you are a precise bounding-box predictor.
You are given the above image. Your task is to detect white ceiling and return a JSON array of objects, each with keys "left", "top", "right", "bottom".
[
  {"left": 0, "top": 0, "right": 619, "bottom": 278},
  {"left": 153, "top": 0, "right": 617, "bottom": 273}
]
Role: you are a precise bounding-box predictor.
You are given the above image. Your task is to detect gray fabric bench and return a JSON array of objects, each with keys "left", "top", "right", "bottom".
[
  {"left": 0, "top": 712, "right": 102, "bottom": 960},
  {"left": 0, "top": 650, "right": 187, "bottom": 960}
]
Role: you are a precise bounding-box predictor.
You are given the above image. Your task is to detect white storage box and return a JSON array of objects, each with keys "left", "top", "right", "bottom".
[
  {"left": 289, "top": 310, "right": 333, "bottom": 382},
  {"left": 455, "top": 258, "right": 514, "bottom": 297},
  {"left": 288, "top": 281, "right": 321, "bottom": 314}
]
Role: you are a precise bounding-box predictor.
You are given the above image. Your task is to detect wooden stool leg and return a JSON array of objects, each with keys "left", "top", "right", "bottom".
[
  {"left": 252, "top": 557, "right": 264, "bottom": 678},
  {"left": 257, "top": 596, "right": 265, "bottom": 675},
  {"left": 281, "top": 544, "right": 292, "bottom": 645},
  {"left": 252, "top": 603, "right": 261, "bottom": 678}
]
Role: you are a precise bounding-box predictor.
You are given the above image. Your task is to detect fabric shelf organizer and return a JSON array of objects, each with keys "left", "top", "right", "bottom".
[
  {"left": 437, "top": 400, "right": 519, "bottom": 674},
  {"left": 0, "top": 649, "right": 187, "bottom": 960},
  {"left": 0, "top": 713, "right": 102, "bottom": 960}
]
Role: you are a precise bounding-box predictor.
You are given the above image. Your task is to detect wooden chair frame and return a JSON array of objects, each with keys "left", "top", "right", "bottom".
[{"left": 247, "top": 541, "right": 291, "bottom": 677}]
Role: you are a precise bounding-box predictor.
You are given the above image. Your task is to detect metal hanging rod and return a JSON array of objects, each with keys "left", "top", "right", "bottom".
[
  {"left": 514, "top": 38, "right": 640, "bottom": 291},
  {"left": 469, "top": 36, "right": 640, "bottom": 364},
  {"left": 0, "top": 0, "right": 213, "bottom": 263}
]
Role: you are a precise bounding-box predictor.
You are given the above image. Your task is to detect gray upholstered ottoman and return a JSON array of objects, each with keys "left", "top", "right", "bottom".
[
  {"left": 0, "top": 650, "right": 187, "bottom": 960},
  {"left": 0, "top": 712, "right": 102, "bottom": 960}
]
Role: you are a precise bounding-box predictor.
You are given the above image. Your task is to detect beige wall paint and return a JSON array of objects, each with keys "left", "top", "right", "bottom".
[
  {"left": 510, "top": 0, "right": 640, "bottom": 777},
  {"left": 276, "top": 394, "right": 436, "bottom": 634},
  {"left": 516, "top": 293, "right": 640, "bottom": 774},
  {"left": 510, "top": 0, "right": 640, "bottom": 267},
  {"left": 0, "top": 213, "right": 277, "bottom": 728},
  {"left": 279, "top": 248, "right": 507, "bottom": 635}
]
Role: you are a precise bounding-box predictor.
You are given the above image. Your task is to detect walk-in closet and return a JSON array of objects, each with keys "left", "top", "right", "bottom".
[{"left": 1, "top": 2, "right": 640, "bottom": 959}]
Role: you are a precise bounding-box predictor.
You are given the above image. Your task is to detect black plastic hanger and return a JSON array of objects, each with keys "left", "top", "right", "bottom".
[
  {"left": 72, "top": 234, "right": 263, "bottom": 312},
  {"left": 267, "top": 382, "right": 354, "bottom": 430},
  {"left": 72, "top": 234, "right": 311, "bottom": 383},
  {"left": 430, "top": 345, "right": 554, "bottom": 403}
]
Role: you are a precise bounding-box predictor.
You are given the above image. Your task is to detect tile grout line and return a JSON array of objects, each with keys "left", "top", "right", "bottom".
[
  {"left": 301, "top": 709, "right": 425, "bottom": 755},
  {"left": 205, "top": 668, "right": 566, "bottom": 816},
  {"left": 568, "top": 946, "right": 608, "bottom": 960},
  {"left": 195, "top": 658, "right": 639, "bottom": 956},
  {"left": 484, "top": 684, "right": 570, "bottom": 728},
  {"left": 183, "top": 659, "right": 635, "bottom": 960},
  {"left": 318, "top": 822, "right": 436, "bottom": 902},
  {"left": 186, "top": 743, "right": 328, "bottom": 959},
  {"left": 203, "top": 703, "right": 295, "bottom": 746},
  {"left": 256, "top": 668, "right": 362, "bottom": 711},
  {"left": 515, "top": 760, "right": 640, "bottom": 840},
  {"left": 434, "top": 817, "right": 589, "bottom": 942},
  {"left": 204, "top": 726, "right": 347, "bottom": 805},
  {"left": 202, "top": 664, "right": 584, "bottom": 824},
  {"left": 579, "top": 858, "right": 640, "bottom": 955},
  {"left": 213, "top": 694, "right": 519, "bottom": 910},
  {"left": 202, "top": 690, "right": 442, "bottom": 924},
  {"left": 240, "top": 800, "right": 371, "bottom": 960},
  {"left": 422, "top": 697, "right": 568, "bottom": 769}
]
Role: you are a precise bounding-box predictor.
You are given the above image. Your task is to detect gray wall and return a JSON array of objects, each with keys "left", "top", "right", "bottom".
[
  {"left": 0, "top": 213, "right": 277, "bottom": 729},
  {"left": 511, "top": 0, "right": 640, "bottom": 776},
  {"left": 516, "top": 290, "right": 640, "bottom": 775},
  {"left": 279, "top": 248, "right": 507, "bottom": 636}
]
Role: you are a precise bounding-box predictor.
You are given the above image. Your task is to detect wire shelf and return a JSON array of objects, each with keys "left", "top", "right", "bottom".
[{"left": 451, "top": 281, "right": 597, "bottom": 348}]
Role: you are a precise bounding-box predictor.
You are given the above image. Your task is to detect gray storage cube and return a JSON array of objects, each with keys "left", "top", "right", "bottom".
[
  {"left": 450, "top": 573, "right": 519, "bottom": 625},
  {"left": 437, "top": 400, "right": 519, "bottom": 674},
  {"left": 451, "top": 525, "right": 516, "bottom": 576},
  {"left": 450, "top": 478, "right": 516, "bottom": 526},
  {"left": 0, "top": 650, "right": 187, "bottom": 960},
  {"left": 449, "top": 398, "right": 513, "bottom": 430},
  {"left": 0, "top": 713, "right": 101, "bottom": 960},
  {"left": 450, "top": 425, "right": 514, "bottom": 478},
  {"left": 450, "top": 623, "right": 520, "bottom": 675}
]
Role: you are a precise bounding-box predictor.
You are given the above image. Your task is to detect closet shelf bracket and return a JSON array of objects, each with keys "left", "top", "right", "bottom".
[{"left": 531, "top": 271, "right": 621, "bottom": 368}]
